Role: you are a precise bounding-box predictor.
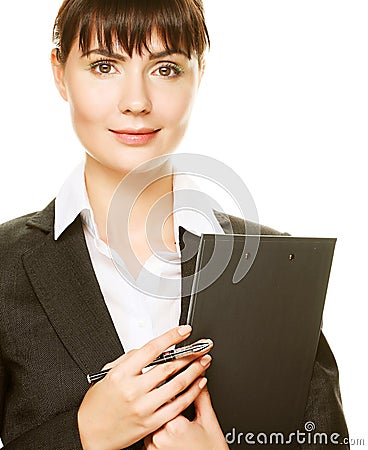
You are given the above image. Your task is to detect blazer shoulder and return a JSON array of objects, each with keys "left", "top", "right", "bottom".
[
  {"left": 0, "top": 211, "right": 36, "bottom": 241},
  {"left": 0, "top": 210, "right": 51, "bottom": 259},
  {"left": 216, "top": 210, "right": 290, "bottom": 236}
]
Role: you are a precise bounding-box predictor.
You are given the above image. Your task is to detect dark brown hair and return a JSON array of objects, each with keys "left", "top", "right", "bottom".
[{"left": 53, "top": 0, "right": 210, "bottom": 66}]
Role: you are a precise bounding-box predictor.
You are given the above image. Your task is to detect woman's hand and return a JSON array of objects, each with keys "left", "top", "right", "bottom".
[
  {"left": 77, "top": 325, "right": 212, "bottom": 450},
  {"left": 143, "top": 385, "right": 229, "bottom": 450}
]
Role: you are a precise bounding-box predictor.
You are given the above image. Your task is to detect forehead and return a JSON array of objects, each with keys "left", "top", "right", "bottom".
[
  {"left": 53, "top": 0, "right": 209, "bottom": 66},
  {"left": 79, "top": 30, "right": 189, "bottom": 57},
  {"left": 76, "top": 15, "right": 193, "bottom": 59}
]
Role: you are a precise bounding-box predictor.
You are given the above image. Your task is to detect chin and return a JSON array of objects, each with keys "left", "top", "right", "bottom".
[{"left": 91, "top": 155, "right": 168, "bottom": 178}]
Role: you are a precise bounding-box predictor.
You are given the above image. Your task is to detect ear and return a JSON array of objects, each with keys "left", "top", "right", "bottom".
[
  {"left": 198, "top": 58, "right": 206, "bottom": 87},
  {"left": 51, "top": 49, "right": 68, "bottom": 101}
]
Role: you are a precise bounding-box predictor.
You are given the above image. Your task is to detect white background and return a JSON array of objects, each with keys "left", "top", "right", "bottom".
[{"left": 0, "top": 0, "right": 367, "bottom": 446}]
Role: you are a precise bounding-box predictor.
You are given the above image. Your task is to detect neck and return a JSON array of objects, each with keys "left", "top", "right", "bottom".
[{"left": 84, "top": 154, "right": 175, "bottom": 247}]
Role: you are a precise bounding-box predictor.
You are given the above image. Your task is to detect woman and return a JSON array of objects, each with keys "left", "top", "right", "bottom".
[{"left": 0, "top": 0, "right": 348, "bottom": 449}]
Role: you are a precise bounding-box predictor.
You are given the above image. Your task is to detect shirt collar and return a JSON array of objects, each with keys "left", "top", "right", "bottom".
[
  {"left": 172, "top": 171, "right": 224, "bottom": 253},
  {"left": 54, "top": 162, "right": 97, "bottom": 240},
  {"left": 54, "top": 161, "right": 224, "bottom": 245}
]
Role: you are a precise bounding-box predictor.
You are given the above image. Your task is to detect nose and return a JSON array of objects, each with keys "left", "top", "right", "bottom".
[{"left": 118, "top": 73, "right": 152, "bottom": 116}]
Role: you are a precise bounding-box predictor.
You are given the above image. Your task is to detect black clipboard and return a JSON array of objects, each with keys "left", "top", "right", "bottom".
[{"left": 186, "top": 234, "right": 336, "bottom": 449}]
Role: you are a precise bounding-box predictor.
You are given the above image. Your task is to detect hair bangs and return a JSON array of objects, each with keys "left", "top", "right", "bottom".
[{"left": 54, "top": 0, "right": 209, "bottom": 64}]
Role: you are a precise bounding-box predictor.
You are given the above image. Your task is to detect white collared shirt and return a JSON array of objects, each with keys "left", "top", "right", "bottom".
[{"left": 54, "top": 161, "right": 224, "bottom": 352}]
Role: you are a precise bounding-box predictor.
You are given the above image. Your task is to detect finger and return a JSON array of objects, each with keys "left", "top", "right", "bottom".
[
  {"left": 164, "top": 415, "right": 189, "bottom": 435},
  {"left": 113, "top": 325, "right": 192, "bottom": 376},
  {"left": 101, "top": 349, "right": 138, "bottom": 371},
  {"left": 149, "top": 376, "right": 208, "bottom": 431},
  {"left": 146, "top": 354, "right": 211, "bottom": 409},
  {"left": 143, "top": 434, "right": 154, "bottom": 449},
  {"left": 149, "top": 416, "right": 189, "bottom": 448},
  {"left": 194, "top": 384, "right": 217, "bottom": 423},
  {"left": 101, "top": 362, "right": 116, "bottom": 371},
  {"left": 140, "top": 340, "right": 213, "bottom": 392}
]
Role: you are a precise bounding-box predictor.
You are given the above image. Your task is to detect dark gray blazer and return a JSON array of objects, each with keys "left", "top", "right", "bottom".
[{"left": 0, "top": 200, "right": 349, "bottom": 449}]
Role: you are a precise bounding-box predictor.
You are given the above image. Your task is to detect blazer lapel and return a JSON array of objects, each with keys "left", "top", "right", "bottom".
[
  {"left": 23, "top": 201, "right": 123, "bottom": 375},
  {"left": 22, "top": 200, "right": 243, "bottom": 373}
]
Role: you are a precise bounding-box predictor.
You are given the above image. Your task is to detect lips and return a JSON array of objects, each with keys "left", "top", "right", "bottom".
[{"left": 110, "top": 128, "right": 161, "bottom": 146}]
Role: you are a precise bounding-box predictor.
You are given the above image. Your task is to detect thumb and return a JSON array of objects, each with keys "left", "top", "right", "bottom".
[
  {"left": 101, "top": 355, "right": 123, "bottom": 371},
  {"left": 194, "top": 383, "right": 217, "bottom": 425},
  {"left": 101, "top": 349, "right": 135, "bottom": 370},
  {"left": 194, "top": 384, "right": 228, "bottom": 445}
]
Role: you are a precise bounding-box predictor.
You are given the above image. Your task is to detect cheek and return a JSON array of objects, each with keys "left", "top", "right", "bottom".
[
  {"left": 155, "top": 84, "right": 197, "bottom": 128},
  {"left": 66, "top": 78, "right": 116, "bottom": 128}
]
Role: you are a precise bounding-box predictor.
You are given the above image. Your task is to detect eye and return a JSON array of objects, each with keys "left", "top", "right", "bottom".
[
  {"left": 152, "top": 63, "right": 184, "bottom": 78},
  {"left": 89, "top": 60, "right": 118, "bottom": 75}
]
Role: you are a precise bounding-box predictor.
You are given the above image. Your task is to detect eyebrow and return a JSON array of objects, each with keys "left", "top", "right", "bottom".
[{"left": 82, "top": 48, "right": 189, "bottom": 61}]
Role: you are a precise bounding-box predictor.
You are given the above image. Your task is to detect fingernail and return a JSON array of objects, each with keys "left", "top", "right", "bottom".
[
  {"left": 200, "top": 355, "right": 212, "bottom": 366},
  {"left": 199, "top": 377, "right": 208, "bottom": 389},
  {"left": 197, "top": 338, "right": 213, "bottom": 347},
  {"left": 178, "top": 325, "right": 192, "bottom": 336}
]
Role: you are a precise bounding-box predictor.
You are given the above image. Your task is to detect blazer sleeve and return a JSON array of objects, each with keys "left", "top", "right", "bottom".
[
  {"left": 0, "top": 353, "right": 5, "bottom": 438},
  {"left": 1, "top": 357, "right": 82, "bottom": 450},
  {"left": 0, "top": 409, "right": 83, "bottom": 450},
  {"left": 301, "top": 331, "right": 349, "bottom": 449}
]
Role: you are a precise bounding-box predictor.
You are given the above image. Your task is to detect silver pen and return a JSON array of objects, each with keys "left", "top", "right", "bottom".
[{"left": 87, "top": 340, "right": 212, "bottom": 384}]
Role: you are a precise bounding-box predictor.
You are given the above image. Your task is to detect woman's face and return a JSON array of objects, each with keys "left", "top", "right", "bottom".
[{"left": 52, "top": 33, "right": 203, "bottom": 175}]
